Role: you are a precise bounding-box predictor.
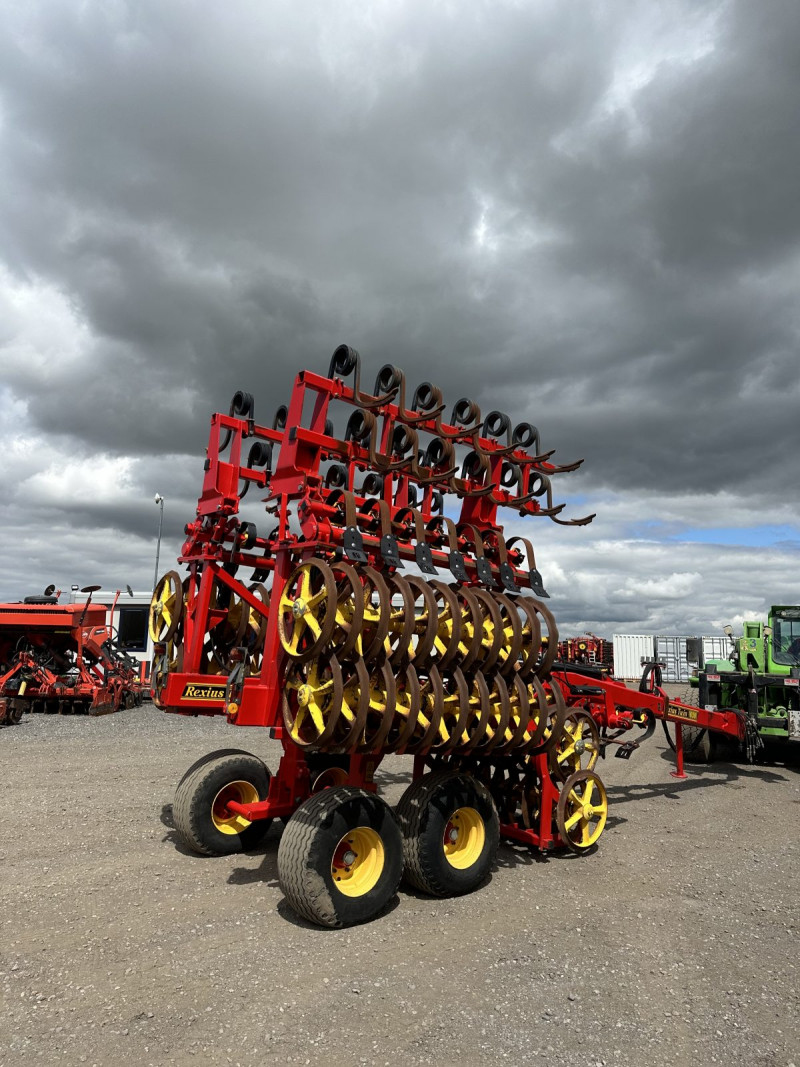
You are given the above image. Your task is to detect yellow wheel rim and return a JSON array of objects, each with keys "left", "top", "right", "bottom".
[
  {"left": 331, "top": 827, "right": 384, "bottom": 897},
  {"left": 149, "top": 571, "right": 183, "bottom": 642},
  {"left": 211, "top": 780, "right": 259, "bottom": 835},
  {"left": 443, "top": 806, "right": 485, "bottom": 869},
  {"left": 278, "top": 561, "right": 333, "bottom": 657},
  {"left": 561, "top": 776, "right": 608, "bottom": 850}
]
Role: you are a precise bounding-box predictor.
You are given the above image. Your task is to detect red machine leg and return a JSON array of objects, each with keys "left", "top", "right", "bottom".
[{"left": 670, "top": 721, "right": 687, "bottom": 779}]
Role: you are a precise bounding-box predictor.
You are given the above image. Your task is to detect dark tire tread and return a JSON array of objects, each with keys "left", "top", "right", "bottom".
[
  {"left": 396, "top": 769, "right": 499, "bottom": 897},
  {"left": 278, "top": 786, "right": 402, "bottom": 928},
  {"left": 173, "top": 753, "right": 271, "bottom": 856}
]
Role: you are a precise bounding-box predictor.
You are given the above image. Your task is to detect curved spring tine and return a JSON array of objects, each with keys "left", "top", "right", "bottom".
[
  {"left": 506, "top": 467, "right": 551, "bottom": 508},
  {"left": 396, "top": 380, "right": 446, "bottom": 426},
  {"left": 344, "top": 408, "right": 376, "bottom": 445},
  {"left": 551, "top": 510, "right": 596, "bottom": 527},
  {"left": 324, "top": 463, "right": 348, "bottom": 489},
  {"left": 358, "top": 361, "right": 402, "bottom": 409},
  {"left": 239, "top": 440, "right": 273, "bottom": 500},
  {"left": 476, "top": 410, "right": 517, "bottom": 457},
  {"left": 436, "top": 396, "right": 482, "bottom": 440},
  {"left": 219, "top": 389, "right": 255, "bottom": 452},
  {"left": 449, "top": 449, "right": 496, "bottom": 498},
  {"left": 513, "top": 448, "right": 556, "bottom": 465},
  {"left": 416, "top": 436, "right": 458, "bottom": 485},
  {"left": 538, "top": 457, "right": 585, "bottom": 475},
  {"left": 328, "top": 345, "right": 399, "bottom": 409},
  {"left": 370, "top": 421, "right": 420, "bottom": 473},
  {"left": 512, "top": 422, "right": 539, "bottom": 452}
]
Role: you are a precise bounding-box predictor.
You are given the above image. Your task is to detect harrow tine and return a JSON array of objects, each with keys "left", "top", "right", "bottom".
[
  {"left": 424, "top": 515, "right": 457, "bottom": 572},
  {"left": 478, "top": 410, "right": 518, "bottom": 456},
  {"left": 357, "top": 498, "right": 404, "bottom": 568},
  {"left": 393, "top": 507, "right": 437, "bottom": 575},
  {"left": 551, "top": 511, "right": 597, "bottom": 527},
  {"left": 506, "top": 536, "right": 549, "bottom": 598},
  {"left": 457, "top": 524, "right": 496, "bottom": 588},
  {"left": 416, "top": 437, "right": 458, "bottom": 485},
  {"left": 437, "top": 396, "right": 482, "bottom": 440},
  {"left": 512, "top": 422, "right": 540, "bottom": 452},
  {"left": 218, "top": 390, "right": 255, "bottom": 452},
  {"left": 326, "top": 489, "right": 368, "bottom": 563},
  {"left": 397, "top": 381, "right": 446, "bottom": 425},
  {"left": 539, "top": 457, "right": 585, "bottom": 475}
]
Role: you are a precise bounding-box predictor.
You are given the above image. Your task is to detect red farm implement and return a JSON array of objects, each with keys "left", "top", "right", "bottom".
[
  {"left": 152, "top": 346, "right": 745, "bottom": 927},
  {"left": 0, "top": 588, "right": 143, "bottom": 725},
  {"left": 556, "top": 632, "right": 614, "bottom": 671}
]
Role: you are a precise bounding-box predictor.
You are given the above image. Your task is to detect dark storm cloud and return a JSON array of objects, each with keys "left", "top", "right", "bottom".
[{"left": 0, "top": 0, "right": 798, "bottom": 617}]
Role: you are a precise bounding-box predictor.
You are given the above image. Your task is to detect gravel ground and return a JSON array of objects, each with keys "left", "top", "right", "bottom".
[{"left": 1, "top": 698, "right": 798, "bottom": 1067}]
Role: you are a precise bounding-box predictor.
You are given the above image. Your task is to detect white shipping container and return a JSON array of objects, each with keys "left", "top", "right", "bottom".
[
  {"left": 702, "top": 636, "right": 731, "bottom": 666},
  {"left": 655, "top": 635, "right": 695, "bottom": 683},
  {"left": 612, "top": 634, "right": 655, "bottom": 680}
]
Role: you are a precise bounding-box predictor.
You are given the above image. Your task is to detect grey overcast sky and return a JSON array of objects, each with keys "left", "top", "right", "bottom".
[{"left": 1, "top": 0, "right": 798, "bottom": 636}]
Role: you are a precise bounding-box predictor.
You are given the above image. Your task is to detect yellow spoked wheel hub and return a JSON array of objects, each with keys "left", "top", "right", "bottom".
[
  {"left": 557, "top": 771, "right": 608, "bottom": 853},
  {"left": 331, "top": 827, "right": 384, "bottom": 896},
  {"left": 443, "top": 807, "right": 485, "bottom": 869},
  {"left": 211, "top": 780, "right": 259, "bottom": 835},
  {"left": 283, "top": 658, "right": 341, "bottom": 746},
  {"left": 278, "top": 558, "right": 337, "bottom": 659},
  {"left": 149, "top": 570, "right": 183, "bottom": 642}
]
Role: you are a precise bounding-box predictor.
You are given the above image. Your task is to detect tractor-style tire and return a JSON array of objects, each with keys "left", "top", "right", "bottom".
[
  {"left": 278, "top": 786, "right": 403, "bottom": 928},
  {"left": 173, "top": 752, "right": 272, "bottom": 856},
  {"left": 680, "top": 724, "right": 715, "bottom": 764},
  {"left": 395, "top": 770, "right": 499, "bottom": 897}
]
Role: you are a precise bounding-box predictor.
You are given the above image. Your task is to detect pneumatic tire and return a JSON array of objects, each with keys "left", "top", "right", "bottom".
[
  {"left": 395, "top": 770, "right": 499, "bottom": 897},
  {"left": 680, "top": 724, "right": 715, "bottom": 763},
  {"left": 173, "top": 753, "right": 272, "bottom": 856},
  {"left": 278, "top": 786, "right": 403, "bottom": 928},
  {"left": 176, "top": 748, "right": 260, "bottom": 790}
]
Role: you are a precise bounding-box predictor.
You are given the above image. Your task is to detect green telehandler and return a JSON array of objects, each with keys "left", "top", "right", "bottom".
[{"left": 681, "top": 605, "right": 800, "bottom": 763}]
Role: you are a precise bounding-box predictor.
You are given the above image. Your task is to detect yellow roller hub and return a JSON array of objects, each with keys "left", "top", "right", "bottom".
[
  {"left": 211, "top": 780, "right": 259, "bottom": 835},
  {"left": 562, "top": 778, "right": 608, "bottom": 849},
  {"left": 443, "top": 807, "right": 485, "bottom": 869},
  {"left": 331, "top": 827, "right": 384, "bottom": 897}
]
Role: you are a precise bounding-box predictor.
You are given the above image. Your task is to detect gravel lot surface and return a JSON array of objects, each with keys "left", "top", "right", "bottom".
[{"left": 1, "top": 698, "right": 798, "bottom": 1067}]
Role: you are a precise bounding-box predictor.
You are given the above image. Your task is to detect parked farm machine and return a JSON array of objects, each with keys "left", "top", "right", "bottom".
[
  {"left": 556, "top": 633, "right": 613, "bottom": 671},
  {"left": 0, "top": 588, "right": 143, "bottom": 725},
  {"left": 151, "top": 347, "right": 747, "bottom": 927},
  {"left": 678, "top": 608, "right": 800, "bottom": 762}
]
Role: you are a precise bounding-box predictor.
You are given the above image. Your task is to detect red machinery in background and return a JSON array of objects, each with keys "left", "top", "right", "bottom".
[
  {"left": 151, "top": 347, "right": 746, "bottom": 927},
  {"left": 556, "top": 632, "right": 614, "bottom": 670},
  {"left": 0, "top": 587, "right": 143, "bottom": 725}
]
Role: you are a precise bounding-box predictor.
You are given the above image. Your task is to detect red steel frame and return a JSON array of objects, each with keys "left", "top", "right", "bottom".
[{"left": 155, "top": 359, "right": 745, "bottom": 849}]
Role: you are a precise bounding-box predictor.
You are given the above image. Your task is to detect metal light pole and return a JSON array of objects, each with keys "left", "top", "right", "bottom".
[{"left": 153, "top": 493, "right": 165, "bottom": 592}]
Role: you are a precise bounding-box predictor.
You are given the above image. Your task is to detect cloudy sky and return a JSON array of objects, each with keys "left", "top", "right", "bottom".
[{"left": 1, "top": 0, "right": 798, "bottom": 637}]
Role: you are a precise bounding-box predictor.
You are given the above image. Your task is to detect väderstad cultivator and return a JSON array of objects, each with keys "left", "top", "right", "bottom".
[{"left": 151, "top": 346, "right": 742, "bottom": 927}]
